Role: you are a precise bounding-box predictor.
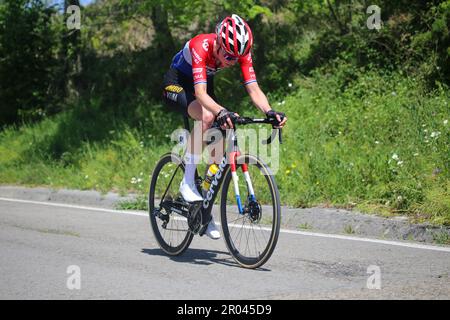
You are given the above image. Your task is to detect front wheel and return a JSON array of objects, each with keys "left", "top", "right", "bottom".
[{"left": 220, "top": 154, "right": 281, "bottom": 269}]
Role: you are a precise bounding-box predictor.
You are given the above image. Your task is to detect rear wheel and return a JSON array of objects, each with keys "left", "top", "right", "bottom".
[
  {"left": 149, "top": 153, "right": 193, "bottom": 255},
  {"left": 220, "top": 154, "right": 281, "bottom": 269}
]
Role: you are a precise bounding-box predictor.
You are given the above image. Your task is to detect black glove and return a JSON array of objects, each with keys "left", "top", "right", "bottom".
[
  {"left": 266, "top": 109, "right": 285, "bottom": 126},
  {"left": 216, "top": 109, "right": 238, "bottom": 127}
]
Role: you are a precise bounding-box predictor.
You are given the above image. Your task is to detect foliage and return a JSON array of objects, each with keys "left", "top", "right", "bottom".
[{"left": 0, "top": 0, "right": 61, "bottom": 126}]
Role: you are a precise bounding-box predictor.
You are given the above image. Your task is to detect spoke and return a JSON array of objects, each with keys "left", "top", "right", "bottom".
[
  {"left": 228, "top": 215, "right": 246, "bottom": 225},
  {"left": 256, "top": 214, "right": 271, "bottom": 245},
  {"left": 250, "top": 222, "right": 261, "bottom": 257},
  {"left": 244, "top": 219, "right": 251, "bottom": 256},
  {"left": 237, "top": 215, "right": 246, "bottom": 252}
]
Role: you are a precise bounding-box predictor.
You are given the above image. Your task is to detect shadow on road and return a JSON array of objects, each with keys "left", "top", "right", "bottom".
[{"left": 141, "top": 248, "right": 271, "bottom": 271}]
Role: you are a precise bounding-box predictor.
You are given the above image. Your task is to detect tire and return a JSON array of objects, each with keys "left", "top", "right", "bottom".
[
  {"left": 220, "top": 154, "right": 281, "bottom": 269},
  {"left": 149, "top": 153, "right": 194, "bottom": 255}
]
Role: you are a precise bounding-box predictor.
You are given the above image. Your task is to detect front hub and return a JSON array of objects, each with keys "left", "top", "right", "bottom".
[{"left": 246, "top": 200, "right": 262, "bottom": 223}]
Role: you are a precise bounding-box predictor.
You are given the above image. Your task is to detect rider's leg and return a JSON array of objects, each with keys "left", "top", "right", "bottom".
[
  {"left": 183, "top": 100, "right": 220, "bottom": 240},
  {"left": 179, "top": 100, "right": 215, "bottom": 202}
]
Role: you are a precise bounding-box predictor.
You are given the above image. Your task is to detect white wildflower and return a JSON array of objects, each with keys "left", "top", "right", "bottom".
[
  {"left": 392, "top": 153, "right": 399, "bottom": 161},
  {"left": 430, "top": 131, "right": 441, "bottom": 138},
  {"left": 443, "top": 120, "right": 448, "bottom": 125}
]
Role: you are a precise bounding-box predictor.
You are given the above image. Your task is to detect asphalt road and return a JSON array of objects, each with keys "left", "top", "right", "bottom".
[{"left": 0, "top": 198, "right": 449, "bottom": 300}]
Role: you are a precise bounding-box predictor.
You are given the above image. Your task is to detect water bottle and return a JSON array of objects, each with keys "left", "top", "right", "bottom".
[{"left": 202, "top": 164, "right": 219, "bottom": 192}]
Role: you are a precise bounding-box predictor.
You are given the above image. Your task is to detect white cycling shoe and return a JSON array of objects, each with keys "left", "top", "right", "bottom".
[
  {"left": 179, "top": 180, "right": 203, "bottom": 202},
  {"left": 205, "top": 217, "right": 221, "bottom": 240}
]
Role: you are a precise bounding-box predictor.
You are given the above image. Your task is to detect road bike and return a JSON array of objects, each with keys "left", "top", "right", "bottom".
[{"left": 148, "top": 115, "right": 283, "bottom": 269}]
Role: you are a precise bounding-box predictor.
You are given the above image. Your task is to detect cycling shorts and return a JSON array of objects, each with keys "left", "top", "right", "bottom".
[{"left": 162, "top": 67, "right": 218, "bottom": 118}]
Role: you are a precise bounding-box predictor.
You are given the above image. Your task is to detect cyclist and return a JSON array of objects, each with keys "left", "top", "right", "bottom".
[{"left": 162, "top": 14, "right": 287, "bottom": 239}]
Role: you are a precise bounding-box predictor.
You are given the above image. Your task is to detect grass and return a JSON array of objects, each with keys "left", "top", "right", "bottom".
[
  {"left": 298, "top": 222, "right": 313, "bottom": 230},
  {"left": 0, "top": 68, "right": 449, "bottom": 225},
  {"left": 344, "top": 225, "right": 356, "bottom": 234},
  {"left": 116, "top": 196, "right": 148, "bottom": 211},
  {"left": 433, "top": 231, "right": 450, "bottom": 245}
]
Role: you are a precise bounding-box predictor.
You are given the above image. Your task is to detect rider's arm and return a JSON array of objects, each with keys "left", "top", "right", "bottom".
[
  {"left": 246, "top": 82, "right": 287, "bottom": 128},
  {"left": 245, "top": 82, "right": 272, "bottom": 114},
  {"left": 194, "top": 83, "right": 224, "bottom": 116},
  {"left": 239, "top": 53, "right": 271, "bottom": 114}
]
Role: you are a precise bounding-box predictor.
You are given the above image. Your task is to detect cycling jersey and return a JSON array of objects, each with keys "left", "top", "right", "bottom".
[{"left": 170, "top": 33, "right": 257, "bottom": 86}]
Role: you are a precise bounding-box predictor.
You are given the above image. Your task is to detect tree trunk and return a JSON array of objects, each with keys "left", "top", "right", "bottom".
[
  {"left": 150, "top": 4, "right": 176, "bottom": 55},
  {"left": 59, "top": 0, "right": 82, "bottom": 102}
]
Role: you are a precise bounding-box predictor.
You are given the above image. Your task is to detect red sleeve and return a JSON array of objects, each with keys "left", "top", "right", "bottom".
[
  {"left": 189, "top": 36, "right": 209, "bottom": 85},
  {"left": 239, "top": 52, "right": 257, "bottom": 85}
]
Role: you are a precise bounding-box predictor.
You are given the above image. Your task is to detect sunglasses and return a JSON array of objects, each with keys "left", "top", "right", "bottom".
[{"left": 221, "top": 48, "right": 238, "bottom": 61}]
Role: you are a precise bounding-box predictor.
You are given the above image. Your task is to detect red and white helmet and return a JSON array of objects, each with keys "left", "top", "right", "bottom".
[{"left": 216, "top": 14, "right": 253, "bottom": 57}]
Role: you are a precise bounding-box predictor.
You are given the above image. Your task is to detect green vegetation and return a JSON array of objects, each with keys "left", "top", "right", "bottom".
[
  {"left": 298, "top": 223, "right": 313, "bottom": 230},
  {"left": 0, "top": 1, "right": 449, "bottom": 225},
  {"left": 433, "top": 230, "right": 450, "bottom": 245},
  {"left": 344, "top": 225, "right": 356, "bottom": 235}
]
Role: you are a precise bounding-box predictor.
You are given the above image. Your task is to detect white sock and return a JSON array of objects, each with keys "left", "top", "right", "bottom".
[{"left": 183, "top": 153, "right": 200, "bottom": 185}]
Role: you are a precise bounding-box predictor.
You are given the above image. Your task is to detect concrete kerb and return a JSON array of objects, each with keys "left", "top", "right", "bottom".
[{"left": 0, "top": 185, "right": 449, "bottom": 245}]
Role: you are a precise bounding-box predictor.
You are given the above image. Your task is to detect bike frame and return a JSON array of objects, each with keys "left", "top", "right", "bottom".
[{"left": 201, "top": 128, "right": 256, "bottom": 216}]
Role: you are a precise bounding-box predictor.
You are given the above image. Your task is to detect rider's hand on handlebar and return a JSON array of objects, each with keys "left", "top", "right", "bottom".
[
  {"left": 216, "top": 108, "right": 240, "bottom": 130},
  {"left": 266, "top": 109, "right": 287, "bottom": 129}
]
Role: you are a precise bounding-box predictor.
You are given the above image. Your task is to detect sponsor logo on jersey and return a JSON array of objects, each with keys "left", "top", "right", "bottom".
[
  {"left": 192, "top": 48, "right": 202, "bottom": 63},
  {"left": 249, "top": 67, "right": 254, "bottom": 73},
  {"left": 194, "top": 74, "right": 204, "bottom": 80},
  {"left": 192, "top": 68, "right": 203, "bottom": 74},
  {"left": 202, "top": 39, "right": 209, "bottom": 51}
]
